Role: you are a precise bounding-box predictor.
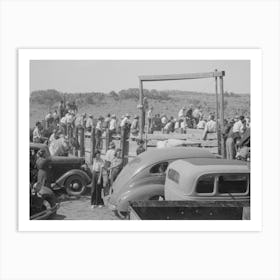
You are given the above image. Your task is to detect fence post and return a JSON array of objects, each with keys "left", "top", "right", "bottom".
[
  {"left": 105, "top": 128, "right": 110, "bottom": 152},
  {"left": 79, "top": 127, "right": 85, "bottom": 157},
  {"left": 90, "top": 127, "right": 96, "bottom": 164},
  {"left": 121, "top": 126, "right": 129, "bottom": 167},
  {"left": 74, "top": 127, "right": 79, "bottom": 156}
]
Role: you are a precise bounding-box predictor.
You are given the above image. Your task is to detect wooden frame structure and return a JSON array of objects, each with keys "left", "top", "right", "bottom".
[{"left": 138, "top": 70, "right": 226, "bottom": 157}]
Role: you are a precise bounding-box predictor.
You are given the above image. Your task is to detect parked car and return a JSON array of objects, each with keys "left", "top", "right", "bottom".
[
  {"left": 30, "top": 186, "right": 59, "bottom": 220},
  {"left": 30, "top": 143, "right": 91, "bottom": 196},
  {"left": 164, "top": 158, "right": 250, "bottom": 219},
  {"left": 108, "top": 147, "right": 216, "bottom": 218}
]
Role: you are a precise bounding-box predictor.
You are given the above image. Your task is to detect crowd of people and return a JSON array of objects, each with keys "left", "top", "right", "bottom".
[{"left": 31, "top": 99, "right": 250, "bottom": 208}]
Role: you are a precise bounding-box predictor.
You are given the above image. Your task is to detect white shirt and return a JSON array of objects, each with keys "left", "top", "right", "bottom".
[
  {"left": 120, "top": 117, "right": 129, "bottom": 127},
  {"left": 33, "top": 127, "right": 41, "bottom": 142},
  {"left": 178, "top": 109, "right": 185, "bottom": 118},
  {"left": 109, "top": 118, "right": 117, "bottom": 130},
  {"left": 86, "top": 118, "right": 93, "bottom": 128},
  {"left": 174, "top": 121, "right": 180, "bottom": 129},
  {"left": 105, "top": 149, "right": 115, "bottom": 163},
  {"left": 65, "top": 113, "right": 74, "bottom": 124},
  {"left": 204, "top": 120, "right": 217, "bottom": 133},
  {"left": 49, "top": 137, "right": 69, "bottom": 156},
  {"left": 232, "top": 120, "right": 244, "bottom": 134},
  {"left": 197, "top": 120, "right": 206, "bottom": 129},
  {"left": 147, "top": 110, "right": 153, "bottom": 119},
  {"left": 60, "top": 116, "right": 67, "bottom": 124},
  {"left": 161, "top": 116, "right": 167, "bottom": 124},
  {"left": 96, "top": 120, "right": 102, "bottom": 130},
  {"left": 92, "top": 159, "right": 104, "bottom": 172}
]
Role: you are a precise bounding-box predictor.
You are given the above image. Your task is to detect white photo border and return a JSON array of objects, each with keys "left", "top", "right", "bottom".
[{"left": 18, "top": 48, "right": 262, "bottom": 232}]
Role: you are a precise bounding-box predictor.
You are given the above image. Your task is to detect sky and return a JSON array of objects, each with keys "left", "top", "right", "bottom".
[{"left": 30, "top": 60, "right": 250, "bottom": 94}]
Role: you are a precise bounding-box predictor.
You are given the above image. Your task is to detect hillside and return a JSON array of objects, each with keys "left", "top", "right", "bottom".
[{"left": 30, "top": 89, "right": 250, "bottom": 127}]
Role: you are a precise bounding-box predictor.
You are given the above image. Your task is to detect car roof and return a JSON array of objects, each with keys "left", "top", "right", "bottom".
[
  {"left": 168, "top": 158, "right": 250, "bottom": 177},
  {"left": 138, "top": 147, "right": 215, "bottom": 165},
  {"left": 182, "top": 158, "right": 248, "bottom": 166}
]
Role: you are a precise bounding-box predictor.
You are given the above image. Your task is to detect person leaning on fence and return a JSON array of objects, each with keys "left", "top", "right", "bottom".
[
  {"left": 95, "top": 116, "right": 103, "bottom": 150},
  {"left": 130, "top": 115, "right": 139, "bottom": 137},
  {"left": 109, "top": 114, "right": 117, "bottom": 141},
  {"left": 33, "top": 122, "right": 46, "bottom": 143},
  {"left": 85, "top": 114, "right": 93, "bottom": 132},
  {"left": 202, "top": 114, "right": 217, "bottom": 140},
  {"left": 91, "top": 150, "right": 104, "bottom": 208}
]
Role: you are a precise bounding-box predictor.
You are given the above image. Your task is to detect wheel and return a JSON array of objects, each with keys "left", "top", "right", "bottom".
[{"left": 64, "top": 175, "right": 86, "bottom": 196}]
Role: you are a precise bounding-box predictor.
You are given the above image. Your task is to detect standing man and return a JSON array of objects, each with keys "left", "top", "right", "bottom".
[
  {"left": 33, "top": 122, "right": 44, "bottom": 143},
  {"left": 147, "top": 106, "right": 153, "bottom": 133},
  {"left": 202, "top": 115, "right": 217, "bottom": 140},
  {"left": 58, "top": 100, "right": 65, "bottom": 120},
  {"left": 95, "top": 116, "right": 103, "bottom": 150},
  {"left": 85, "top": 114, "right": 93, "bottom": 132},
  {"left": 109, "top": 114, "right": 117, "bottom": 142}
]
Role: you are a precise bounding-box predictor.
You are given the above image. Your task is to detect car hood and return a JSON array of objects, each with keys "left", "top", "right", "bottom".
[{"left": 51, "top": 156, "right": 85, "bottom": 165}]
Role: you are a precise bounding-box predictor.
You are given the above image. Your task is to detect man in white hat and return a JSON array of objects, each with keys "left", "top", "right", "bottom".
[
  {"left": 109, "top": 114, "right": 117, "bottom": 141},
  {"left": 120, "top": 113, "right": 130, "bottom": 128}
]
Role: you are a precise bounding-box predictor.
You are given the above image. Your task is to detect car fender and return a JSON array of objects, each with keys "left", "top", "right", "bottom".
[
  {"left": 117, "top": 184, "right": 164, "bottom": 213},
  {"left": 40, "top": 186, "right": 56, "bottom": 197},
  {"left": 55, "top": 169, "right": 91, "bottom": 188}
]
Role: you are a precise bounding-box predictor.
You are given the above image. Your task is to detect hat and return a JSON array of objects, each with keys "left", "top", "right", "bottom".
[
  {"left": 125, "top": 113, "right": 130, "bottom": 117},
  {"left": 82, "top": 113, "right": 86, "bottom": 117},
  {"left": 112, "top": 114, "right": 116, "bottom": 118},
  {"left": 134, "top": 115, "right": 139, "bottom": 119}
]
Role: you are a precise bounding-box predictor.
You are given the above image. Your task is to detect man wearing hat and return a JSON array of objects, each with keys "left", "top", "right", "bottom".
[
  {"left": 103, "top": 141, "right": 116, "bottom": 196},
  {"left": 120, "top": 113, "right": 130, "bottom": 128},
  {"left": 109, "top": 114, "right": 117, "bottom": 142},
  {"left": 130, "top": 115, "right": 139, "bottom": 137},
  {"left": 86, "top": 114, "right": 93, "bottom": 132},
  {"left": 95, "top": 116, "right": 103, "bottom": 150}
]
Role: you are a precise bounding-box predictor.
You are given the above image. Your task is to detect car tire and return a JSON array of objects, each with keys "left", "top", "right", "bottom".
[{"left": 64, "top": 175, "right": 87, "bottom": 196}]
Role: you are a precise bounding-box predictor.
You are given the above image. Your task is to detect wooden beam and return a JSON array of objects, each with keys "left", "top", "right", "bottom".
[{"left": 139, "top": 71, "right": 225, "bottom": 82}]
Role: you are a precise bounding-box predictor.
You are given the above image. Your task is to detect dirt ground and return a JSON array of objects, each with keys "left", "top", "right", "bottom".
[{"left": 51, "top": 194, "right": 120, "bottom": 220}]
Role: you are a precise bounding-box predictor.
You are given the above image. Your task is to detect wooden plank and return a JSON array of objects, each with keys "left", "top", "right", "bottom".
[{"left": 139, "top": 71, "right": 225, "bottom": 82}]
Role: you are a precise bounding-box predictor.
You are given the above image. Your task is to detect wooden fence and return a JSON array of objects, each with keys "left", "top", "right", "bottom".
[{"left": 66, "top": 126, "right": 130, "bottom": 166}]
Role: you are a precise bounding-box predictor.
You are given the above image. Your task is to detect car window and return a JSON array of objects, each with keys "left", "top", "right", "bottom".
[
  {"left": 218, "top": 174, "right": 248, "bottom": 194},
  {"left": 167, "top": 168, "right": 180, "bottom": 183},
  {"left": 196, "top": 174, "right": 215, "bottom": 193},
  {"left": 150, "top": 162, "right": 168, "bottom": 174}
]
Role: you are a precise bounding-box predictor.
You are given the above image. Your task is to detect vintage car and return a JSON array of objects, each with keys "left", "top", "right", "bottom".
[
  {"left": 30, "top": 186, "right": 59, "bottom": 220},
  {"left": 108, "top": 147, "right": 216, "bottom": 218},
  {"left": 164, "top": 158, "right": 250, "bottom": 219},
  {"left": 30, "top": 143, "right": 91, "bottom": 196}
]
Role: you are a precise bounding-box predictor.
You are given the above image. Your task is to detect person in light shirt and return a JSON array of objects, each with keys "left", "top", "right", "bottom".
[
  {"left": 232, "top": 116, "right": 246, "bottom": 134},
  {"left": 178, "top": 107, "right": 186, "bottom": 119},
  {"left": 120, "top": 113, "right": 130, "bottom": 128},
  {"left": 91, "top": 150, "right": 104, "bottom": 208},
  {"left": 85, "top": 114, "right": 93, "bottom": 132},
  {"left": 108, "top": 114, "right": 117, "bottom": 142},
  {"left": 197, "top": 116, "right": 206, "bottom": 130},
  {"left": 202, "top": 115, "right": 217, "bottom": 140}
]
